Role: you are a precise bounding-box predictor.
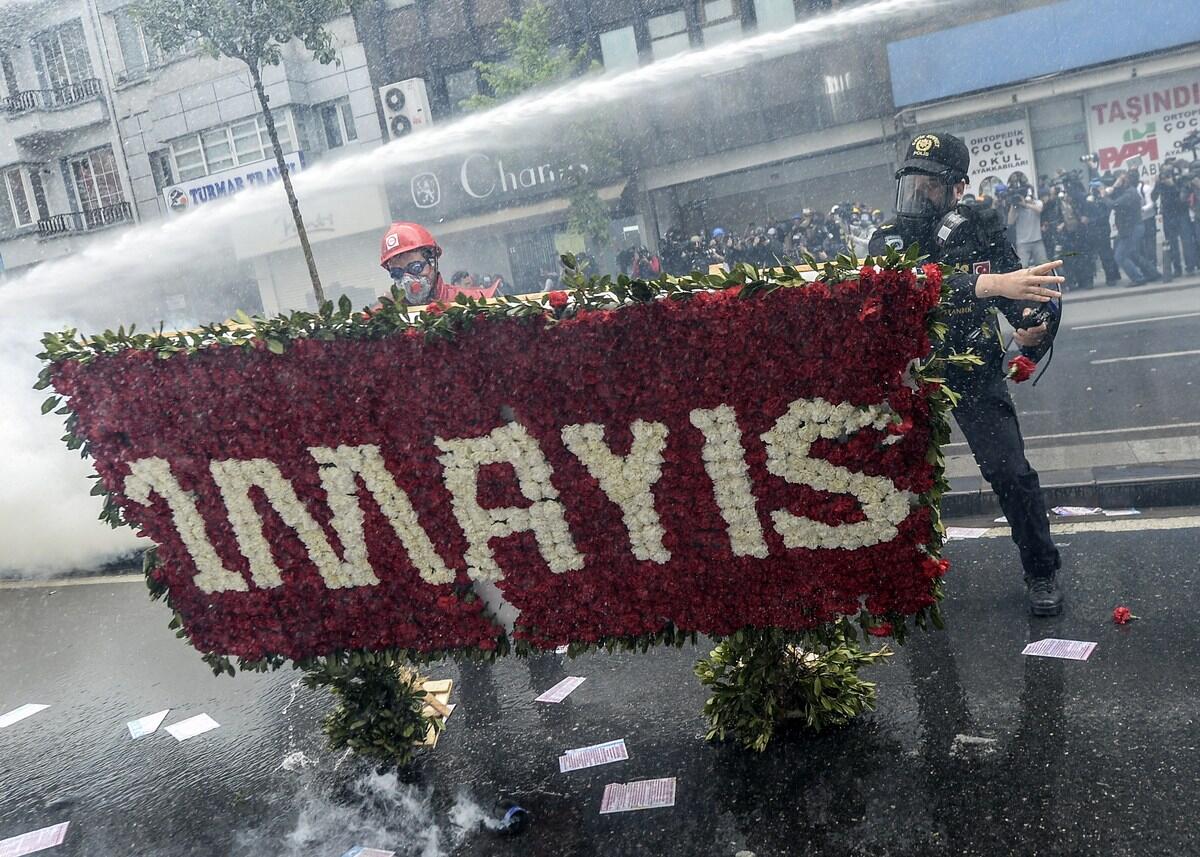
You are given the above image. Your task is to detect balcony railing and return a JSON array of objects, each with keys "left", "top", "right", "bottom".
[
  {"left": 5, "top": 78, "right": 103, "bottom": 114},
  {"left": 37, "top": 201, "right": 132, "bottom": 237}
]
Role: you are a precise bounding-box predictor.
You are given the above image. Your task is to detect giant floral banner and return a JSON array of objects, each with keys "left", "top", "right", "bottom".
[{"left": 39, "top": 261, "right": 951, "bottom": 668}]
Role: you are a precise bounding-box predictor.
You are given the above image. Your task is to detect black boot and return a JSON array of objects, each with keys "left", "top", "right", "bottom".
[{"left": 1026, "top": 574, "right": 1063, "bottom": 617}]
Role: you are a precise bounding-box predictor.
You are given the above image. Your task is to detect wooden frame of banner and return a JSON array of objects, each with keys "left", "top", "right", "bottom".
[{"left": 417, "top": 678, "right": 454, "bottom": 748}]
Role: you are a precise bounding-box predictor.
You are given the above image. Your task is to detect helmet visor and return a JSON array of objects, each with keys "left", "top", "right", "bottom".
[{"left": 896, "top": 172, "right": 956, "bottom": 220}]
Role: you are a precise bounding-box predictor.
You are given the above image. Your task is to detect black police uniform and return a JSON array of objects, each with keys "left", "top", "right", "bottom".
[{"left": 869, "top": 133, "right": 1061, "bottom": 590}]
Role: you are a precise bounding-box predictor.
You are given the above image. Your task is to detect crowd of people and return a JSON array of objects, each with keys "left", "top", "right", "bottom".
[
  {"left": 615, "top": 158, "right": 1200, "bottom": 293},
  {"left": 642, "top": 205, "right": 885, "bottom": 278},
  {"left": 965, "top": 157, "right": 1200, "bottom": 290}
]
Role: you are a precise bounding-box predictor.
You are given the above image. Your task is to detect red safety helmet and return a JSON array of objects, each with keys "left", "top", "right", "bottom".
[{"left": 380, "top": 221, "right": 443, "bottom": 269}]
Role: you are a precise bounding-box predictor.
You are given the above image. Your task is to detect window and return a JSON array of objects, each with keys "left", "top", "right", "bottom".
[
  {"left": 444, "top": 68, "right": 478, "bottom": 112},
  {"left": 823, "top": 70, "right": 855, "bottom": 124},
  {"left": 201, "top": 127, "right": 235, "bottom": 173},
  {"left": 753, "top": 0, "right": 795, "bottom": 32},
  {"left": 702, "top": 0, "right": 743, "bottom": 46},
  {"left": 231, "top": 118, "right": 263, "bottom": 163},
  {"left": 648, "top": 11, "right": 690, "bottom": 60},
  {"left": 113, "top": 7, "right": 159, "bottom": 78},
  {"left": 317, "top": 100, "right": 358, "bottom": 148},
  {"left": 32, "top": 19, "right": 93, "bottom": 90},
  {"left": 1, "top": 52, "right": 18, "bottom": 99},
  {"left": 3, "top": 168, "right": 35, "bottom": 227},
  {"left": 171, "top": 135, "right": 206, "bottom": 181},
  {"left": 599, "top": 26, "right": 639, "bottom": 73},
  {"left": 149, "top": 149, "right": 174, "bottom": 192},
  {"left": 71, "top": 147, "right": 123, "bottom": 213},
  {"left": 112, "top": 7, "right": 196, "bottom": 80},
  {"left": 169, "top": 112, "right": 295, "bottom": 182}
]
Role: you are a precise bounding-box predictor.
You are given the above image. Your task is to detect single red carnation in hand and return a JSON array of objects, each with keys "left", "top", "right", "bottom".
[
  {"left": 547, "top": 291, "right": 569, "bottom": 310},
  {"left": 1112, "top": 605, "right": 1136, "bottom": 625},
  {"left": 1007, "top": 355, "right": 1037, "bottom": 383}
]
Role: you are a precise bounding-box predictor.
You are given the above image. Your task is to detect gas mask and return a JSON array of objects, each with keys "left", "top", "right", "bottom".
[
  {"left": 391, "top": 270, "right": 433, "bottom": 302},
  {"left": 895, "top": 170, "right": 959, "bottom": 253},
  {"left": 388, "top": 254, "right": 438, "bottom": 302},
  {"left": 896, "top": 171, "right": 956, "bottom": 222}
]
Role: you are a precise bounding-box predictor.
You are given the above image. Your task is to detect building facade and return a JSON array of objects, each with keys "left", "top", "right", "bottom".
[
  {"left": 0, "top": 0, "right": 134, "bottom": 278},
  {"left": 1, "top": 0, "right": 386, "bottom": 320}
]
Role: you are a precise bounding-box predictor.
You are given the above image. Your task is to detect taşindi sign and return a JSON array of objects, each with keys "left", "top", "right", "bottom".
[
  {"left": 1086, "top": 69, "right": 1200, "bottom": 186},
  {"left": 163, "top": 152, "right": 306, "bottom": 215},
  {"left": 393, "top": 150, "right": 600, "bottom": 221},
  {"left": 964, "top": 118, "right": 1038, "bottom": 197}
]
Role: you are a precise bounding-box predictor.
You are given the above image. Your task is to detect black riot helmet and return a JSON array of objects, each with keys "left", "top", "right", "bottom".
[{"left": 895, "top": 133, "right": 971, "bottom": 228}]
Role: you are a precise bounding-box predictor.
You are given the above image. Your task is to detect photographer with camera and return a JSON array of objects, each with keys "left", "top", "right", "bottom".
[
  {"left": 1135, "top": 171, "right": 1160, "bottom": 273},
  {"left": 1046, "top": 170, "right": 1095, "bottom": 290},
  {"left": 869, "top": 132, "right": 1066, "bottom": 616},
  {"left": 1083, "top": 176, "right": 1121, "bottom": 285},
  {"left": 1153, "top": 157, "right": 1199, "bottom": 279},
  {"left": 1110, "top": 169, "right": 1162, "bottom": 286},
  {"left": 1000, "top": 171, "right": 1048, "bottom": 268}
]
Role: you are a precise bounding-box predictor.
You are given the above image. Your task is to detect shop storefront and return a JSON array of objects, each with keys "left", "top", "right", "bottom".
[
  {"left": 382, "top": 147, "right": 629, "bottom": 293},
  {"left": 888, "top": 0, "right": 1200, "bottom": 195}
]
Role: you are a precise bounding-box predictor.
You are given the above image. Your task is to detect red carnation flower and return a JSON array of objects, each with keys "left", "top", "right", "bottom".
[
  {"left": 858, "top": 296, "right": 883, "bottom": 322},
  {"left": 1112, "top": 605, "right": 1137, "bottom": 625},
  {"left": 887, "top": 415, "right": 913, "bottom": 436},
  {"left": 1007, "top": 355, "right": 1037, "bottom": 383},
  {"left": 868, "top": 623, "right": 893, "bottom": 637},
  {"left": 547, "top": 291, "right": 569, "bottom": 310},
  {"left": 921, "top": 263, "right": 942, "bottom": 289}
]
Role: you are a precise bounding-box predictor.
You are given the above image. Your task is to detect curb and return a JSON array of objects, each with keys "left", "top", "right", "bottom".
[
  {"left": 944, "top": 473, "right": 1200, "bottom": 519},
  {"left": 1066, "top": 278, "right": 1200, "bottom": 304}
]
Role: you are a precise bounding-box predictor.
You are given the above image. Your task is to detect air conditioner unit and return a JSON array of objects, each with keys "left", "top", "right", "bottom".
[{"left": 378, "top": 77, "right": 432, "bottom": 140}]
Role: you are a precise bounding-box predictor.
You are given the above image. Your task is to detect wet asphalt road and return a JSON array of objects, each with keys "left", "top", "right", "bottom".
[
  {"left": 960, "top": 281, "right": 1200, "bottom": 440},
  {"left": 2, "top": 515, "right": 1199, "bottom": 857}
]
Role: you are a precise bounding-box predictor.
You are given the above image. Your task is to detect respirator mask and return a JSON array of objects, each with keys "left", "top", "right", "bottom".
[{"left": 389, "top": 254, "right": 437, "bottom": 302}]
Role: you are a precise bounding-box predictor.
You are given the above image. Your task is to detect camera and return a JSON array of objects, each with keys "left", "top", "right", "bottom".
[
  {"left": 1180, "top": 130, "right": 1200, "bottom": 159},
  {"left": 1080, "top": 152, "right": 1099, "bottom": 165},
  {"left": 1014, "top": 298, "right": 1060, "bottom": 331}
]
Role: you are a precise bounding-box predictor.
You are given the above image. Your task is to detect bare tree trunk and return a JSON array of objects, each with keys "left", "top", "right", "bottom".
[{"left": 248, "top": 62, "right": 324, "bottom": 306}]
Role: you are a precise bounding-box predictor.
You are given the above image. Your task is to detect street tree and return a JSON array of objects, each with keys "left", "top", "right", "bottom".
[
  {"left": 133, "top": 0, "right": 349, "bottom": 306},
  {"left": 464, "top": 1, "right": 620, "bottom": 257}
]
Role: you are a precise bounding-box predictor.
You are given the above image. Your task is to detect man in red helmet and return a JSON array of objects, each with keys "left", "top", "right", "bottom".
[{"left": 379, "top": 221, "right": 499, "bottom": 304}]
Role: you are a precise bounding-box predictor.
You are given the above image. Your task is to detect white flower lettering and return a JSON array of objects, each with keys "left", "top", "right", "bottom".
[
  {"left": 210, "top": 458, "right": 380, "bottom": 590},
  {"left": 436, "top": 422, "right": 584, "bottom": 582},
  {"left": 309, "top": 444, "right": 453, "bottom": 585},
  {"left": 123, "top": 457, "right": 248, "bottom": 594},
  {"left": 561, "top": 420, "right": 671, "bottom": 564},
  {"left": 689, "top": 405, "right": 770, "bottom": 559},
  {"left": 761, "top": 398, "right": 912, "bottom": 550}
]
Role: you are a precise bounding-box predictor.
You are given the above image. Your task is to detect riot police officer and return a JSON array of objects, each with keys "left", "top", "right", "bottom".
[{"left": 869, "top": 132, "right": 1067, "bottom": 616}]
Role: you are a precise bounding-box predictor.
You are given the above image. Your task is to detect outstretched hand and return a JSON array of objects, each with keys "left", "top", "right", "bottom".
[{"left": 976, "top": 260, "right": 1065, "bottom": 302}]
